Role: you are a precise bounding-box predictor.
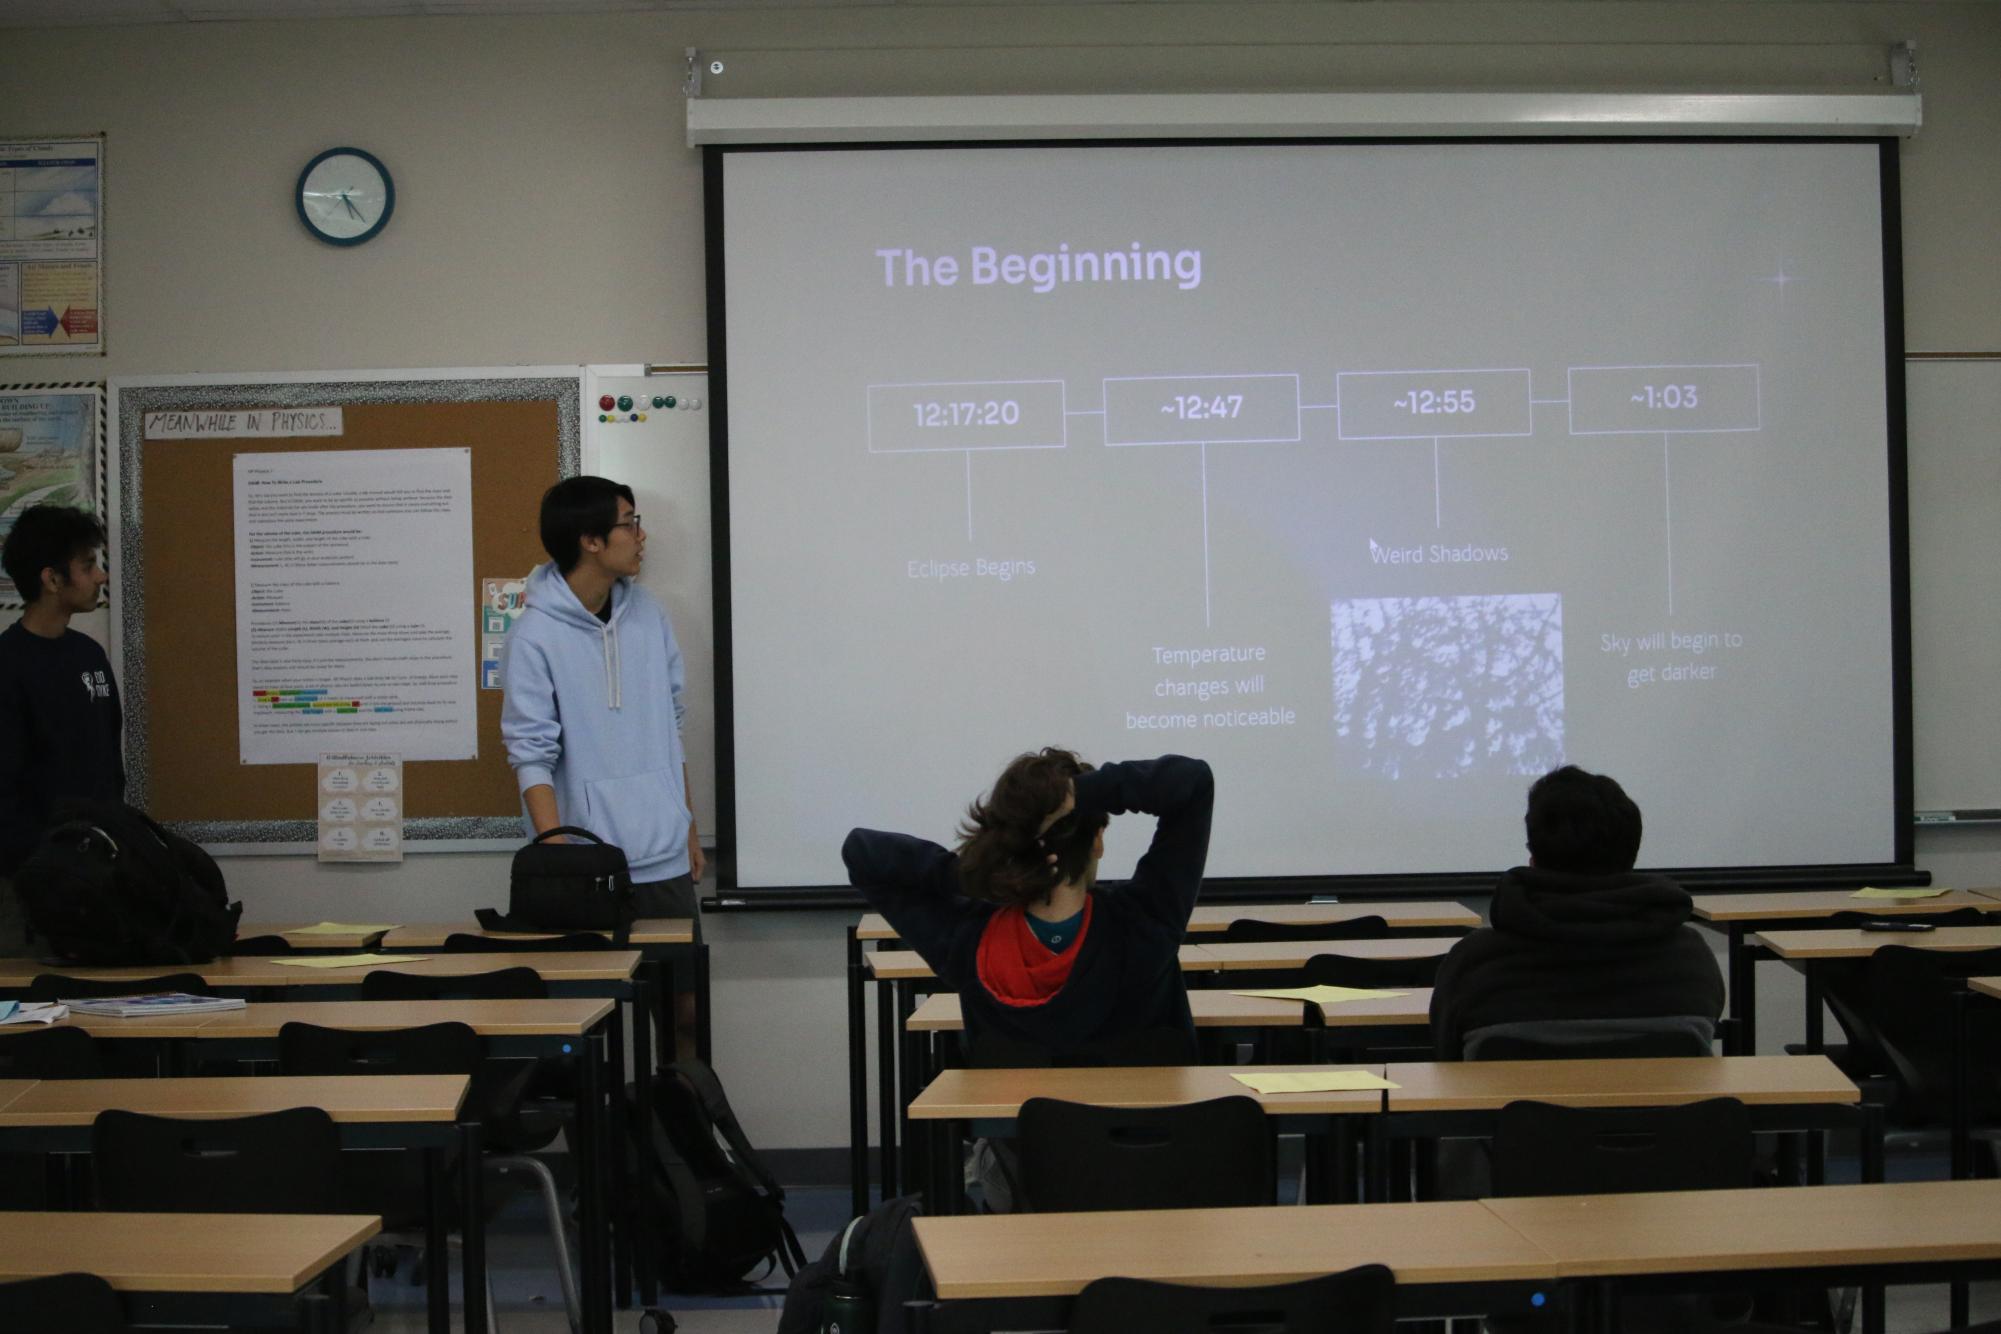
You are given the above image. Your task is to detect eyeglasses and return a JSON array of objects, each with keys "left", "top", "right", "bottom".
[{"left": 610, "top": 514, "right": 644, "bottom": 532}]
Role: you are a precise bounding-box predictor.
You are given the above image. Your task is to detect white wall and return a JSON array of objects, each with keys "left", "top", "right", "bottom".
[{"left": 4, "top": 2, "right": 2000, "bottom": 1151}]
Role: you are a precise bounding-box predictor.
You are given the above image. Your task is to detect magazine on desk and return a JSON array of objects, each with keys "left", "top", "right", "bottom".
[
  {"left": 61, "top": 993, "right": 247, "bottom": 1018},
  {"left": 0, "top": 1001, "right": 68, "bottom": 1025}
]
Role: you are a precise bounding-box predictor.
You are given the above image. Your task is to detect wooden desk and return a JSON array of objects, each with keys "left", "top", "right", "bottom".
[
  {"left": 1691, "top": 890, "right": 2001, "bottom": 1055},
  {"left": 192, "top": 997, "right": 613, "bottom": 1040},
  {"left": 866, "top": 945, "right": 1221, "bottom": 982},
  {"left": 906, "top": 990, "right": 1308, "bottom": 1033},
  {"left": 916, "top": 1198, "right": 1554, "bottom": 1301},
  {"left": 1752, "top": 925, "right": 2001, "bottom": 959},
  {"left": 236, "top": 923, "right": 392, "bottom": 950},
  {"left": 1319, "top": 988, "right": 1433, "bottom": 1029},
  {"left": 1381, "top": 1055, "right": 1856, "bottom": 1113},
  {"left": 1192, "top": 937, "right": 1457, "bottom": 971},
  {"left": 856, "top": 900, "right": 1479, "bottom": 941},
  {"left": 909, "top": 1064, "right": 1389, "bottom": 1121},
  {"left": 1485, "top": 1178, "right": 2001, "bottom": 1277},
  {"left": 0, "top": 1210, "right": 381, "bottom": 1333},
  {"left": 0, "top": 1073, "right": 467, "bottom": 1127},
  {"left": 0, "top": 1079, "right": 35, "bottom": 1113},
  {"left": 0, "top": 949, "right": 642, "bottom": 989},
  {"left": 381, "top": 918, "right": 695, "bottom": 948}
]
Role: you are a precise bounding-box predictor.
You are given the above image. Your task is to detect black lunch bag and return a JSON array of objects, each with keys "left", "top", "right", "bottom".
[{"left": 475, "top": 825, "right": 635, "bottom": 945}]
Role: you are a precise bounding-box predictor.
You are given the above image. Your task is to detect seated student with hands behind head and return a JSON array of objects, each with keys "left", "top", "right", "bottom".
[
  {"left": 843, "top": 751, "right": 1213, "bottom": 1063},
  {"left": 1428, "top": 764, "right": 1725, "bottom": 1061}
]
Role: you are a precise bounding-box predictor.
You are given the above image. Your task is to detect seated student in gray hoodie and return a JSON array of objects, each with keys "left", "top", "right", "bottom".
[{"left": 1429, "top": 765, "right": 1725, "bottom": 1061}]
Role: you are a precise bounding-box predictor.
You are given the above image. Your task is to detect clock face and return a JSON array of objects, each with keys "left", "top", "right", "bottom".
[{"left": 296, "top": 148, "right": 394, "bottom": 246}]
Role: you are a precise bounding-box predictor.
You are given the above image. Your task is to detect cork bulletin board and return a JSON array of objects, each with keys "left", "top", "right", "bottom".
[{"left": 109, "top": 370, "right": 582, "bottom": 847}]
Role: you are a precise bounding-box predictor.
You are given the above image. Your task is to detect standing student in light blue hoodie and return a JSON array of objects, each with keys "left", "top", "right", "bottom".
[{"left": 502, "top": 475, "right": 704, "bottom": 1053}]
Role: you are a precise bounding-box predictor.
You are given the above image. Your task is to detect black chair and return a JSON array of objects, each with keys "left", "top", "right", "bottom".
[
  {"left": 967, "top": 1026, "right": 1194, "bottom": 1069},
  {"left": 360, "top": 966, "right": 546, "bottom": 1002},
  {"left": 1865, "top": 944, "right": 2001, "bottom": 1131},
  {"left": 92, "top": 1105, "right": 344, "bottom": 1214},
  {"left": 1016, "top": 1095, "right": 1274, "bottom": 1213},
  {"left": 0, "top": 1024, "right": 101, "bottom": 1078},
  {"left": 26, "top": 972, "right": 213, "bottom": 1003},
  {"left": 278, "top": 1019, "right": 581, "bottom": 1327},
  {"left": 1796, "top": 911, "right": 1994, "bottom": 1085},
  {"left": 227, "top": 934, "right": 297, "bottom": 955},
  {"left": 1470, "top": 1029, "right": 1713, "bottom": 1062},
  {"left": 1068, "top": 1265, "right": 1395, "bottom": 1334},
  {"left": 1300, "top": 951, "right": 1444, "bottom": 991},
  {"left": 442, "top": 931, "right": 613, "bottom": 953},
  {"left": 1219, "top": 916, "right": 1392, "bottom": 944},
  {"left": 0, "top": 1272, "right": 128, "bottom": 1334},
  {"left": 1490, "top": 1097, "right": 1753, "bottom": 1198}
]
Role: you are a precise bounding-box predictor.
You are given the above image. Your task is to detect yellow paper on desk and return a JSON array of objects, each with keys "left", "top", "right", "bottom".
[
  {"left": 1230, "top": 985, "right": 1410, "bottom": 1004},
  {"left": 1851, "top": 887, "right": 1951, "bottom": 900},
  {"left": 269, "top": 952, "right": 428, "bottom": 969},
  {"left": 287, "top": 922, "right": 399, "bottom": 935},
  {"left": 1232, "top": 1071, "right": 1399, "bottom": 1094}
]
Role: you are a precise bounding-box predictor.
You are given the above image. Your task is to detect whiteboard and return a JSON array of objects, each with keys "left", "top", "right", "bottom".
[
  {"left": 1907, "top": 358, "right": 2001, "bottom": 812},
  {"left": 582, "top": 368, "right": 716, "bottom": 835}
]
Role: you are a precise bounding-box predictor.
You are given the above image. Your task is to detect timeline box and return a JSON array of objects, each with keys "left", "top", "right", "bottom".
[
  {"left": 1336, "top": 369, "right": 1534, "bottom": 441},
  {"left": 1567, "top": 364, "right": 1762, "bottom": 435},
  {"left": 1103, "top": 374, "right": 1301, "bottom": 446},
  {"left": 866, "top": 380, "right": 1068, "bottom": 454}
]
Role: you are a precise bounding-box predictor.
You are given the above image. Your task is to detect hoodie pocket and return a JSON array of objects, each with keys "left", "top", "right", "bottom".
[{"left": 580, "top": 769, "right": 689, "bottom": 869}]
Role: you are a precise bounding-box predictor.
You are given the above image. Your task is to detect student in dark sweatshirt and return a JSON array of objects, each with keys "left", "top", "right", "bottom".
[
  {"left": 1429, "top": 764, "right": 1725, "bottom": 1061},
  {"left": 843, "top": 751, "right": 1213, "bottom": 1062}
]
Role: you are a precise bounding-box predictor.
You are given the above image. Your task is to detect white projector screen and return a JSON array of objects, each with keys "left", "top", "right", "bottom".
[{"left": 711, "top": 139, "right": 1907, "bottom": 894}]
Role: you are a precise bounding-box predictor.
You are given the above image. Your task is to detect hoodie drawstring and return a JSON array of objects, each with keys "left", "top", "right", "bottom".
[{"left": 600, "top": 614, "right": 621, "bottom": 709}]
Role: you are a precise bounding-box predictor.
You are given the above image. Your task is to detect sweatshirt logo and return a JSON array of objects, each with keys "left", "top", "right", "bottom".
[{"left": 80, "top": 670, "right": 110, "bottom": 701}]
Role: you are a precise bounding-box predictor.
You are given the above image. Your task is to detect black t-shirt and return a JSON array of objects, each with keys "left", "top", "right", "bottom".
[{"left": 0, "top": 622, "right": 125, "bottom": 873}]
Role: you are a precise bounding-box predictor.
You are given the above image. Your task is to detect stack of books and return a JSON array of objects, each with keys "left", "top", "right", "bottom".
[{"left": 61, "top": 993, "right": 248, "bottom": 1018}]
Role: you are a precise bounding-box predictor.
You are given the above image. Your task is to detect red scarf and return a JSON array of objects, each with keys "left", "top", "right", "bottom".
[{"left": 976, "top": 898, "right": 1095, "bottom": 1008}]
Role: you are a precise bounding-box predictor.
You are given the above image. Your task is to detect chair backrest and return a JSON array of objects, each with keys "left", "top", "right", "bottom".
[
  {"left": 0, "top": 1272, "right": 128, "bottom": 1334},
  {"left": 0, "top": 1025, "right": 102, "bottom": 1079},
  {"left": 1298, "top": 952, "right": 1443, "bottom": 990},
  {"left": 1467, "top": 1023, "right": 1714, "bottom": 1062},
  {"left": 92, "top": 1106, "right": 344, "bottom": 1214},
  {"left": 225, "top": 934, "right": 296, "bottom": 955},
  {"left": 26, "top": 972, "right": 212, "bottom": 1003},
  {"left": 442, "top": 931, "right": 612, "bottom": 953},
  {"left": 277, "top": 1020, "right": 480, "bottom": 1077},
  {"left": 1864, "top": 944, "right": 2001, "bottom": 1117},
  {"left": 359, "top": 966, "right": 547, "bottom": 1001},
  {"left": 1828, "top": 908, "right": 1991, "bottom": 929},
  {"left": 1220, "top": 916, "right": 1391, "bottom": 944},
  {"left": 965, "top": 1026, "right": 1194, "bottom": 1070},
  {"left": 1016, "top": 1095, "right": 1274, "bottom": 1213},
  {"left": 1490, "top": 1097, "right": 1753, "bottom": 1198},
  {"left": 1068, "top": 1265, "right": 1396, "bottom": 1334}
]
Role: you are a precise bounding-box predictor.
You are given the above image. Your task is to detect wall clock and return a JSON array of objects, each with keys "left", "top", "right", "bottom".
[{"left": 295, "top": 147, "right": 394, "bottom": 246}]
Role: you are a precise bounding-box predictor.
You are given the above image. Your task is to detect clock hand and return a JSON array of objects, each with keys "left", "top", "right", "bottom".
[{"left": 340, "top": 192, "right": 363, "bottom": 220}]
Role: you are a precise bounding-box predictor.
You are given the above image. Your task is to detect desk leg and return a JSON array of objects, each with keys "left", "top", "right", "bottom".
[
  {"left": 878, "top": 971, "right": 899, "bottom": 1199},
  {"left": 424, "top": 1146, "right": 450, "bottom": 1334},
  {"left": 607, "top": 1003, "right": 632, "bottom": 1308},
  {"left": 653, "top": 956, "right": 674, "bottom": 1070},
  {"left": 1859, "top": 1102, "right": 1885, "bottom": 1334},
  {"left": 296, "top": 1290, "right": 333, "bottom": 1334},
  {"left": 631, "top": 977, "right": 660, "bottom": 1307},
  {"left": 896, "top": 980, "right": 921, "bottom": 1200},
  {"left": 1803, "top": 961, "right": 1824, "bottom": 1054},
  {"left": 1951, "top": 986, "right": 1972, "bottom": 1328},
  {"left": 1728, "top": 926, "right": 1757, "bottom": 1054},
  {"left": 848, "top": 926, "right": 870, "bottom": 1218},
  {"left": 695, "top": 943, "right": 713, "bottom": 1066},
  {"left": 1366, "top": 1119, "right": 1390, "bottom": 1204},
  {"left": 578, "top": 1029, "right": 611, "bottom": 1334},
  {"left": 461, "top": 1119, "right": 488, "bottom": 1334}
]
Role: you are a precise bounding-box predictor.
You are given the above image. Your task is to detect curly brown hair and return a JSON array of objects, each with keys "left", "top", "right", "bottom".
[{"left": 956, "top": 748, "right": 1107, "bottom": 907}]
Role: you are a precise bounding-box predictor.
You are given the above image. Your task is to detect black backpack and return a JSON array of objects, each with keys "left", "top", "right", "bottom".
[
  {"left": 777, "top": 1195, "right": 927, "bottom": 1334},
  {"left": 13, "top": 799, "right": 242, "bottom": 966},
  {"left": 632, "top": 1059, "right": 806, "bottom": 1292}
]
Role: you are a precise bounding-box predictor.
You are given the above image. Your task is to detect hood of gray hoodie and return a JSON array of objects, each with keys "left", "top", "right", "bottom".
[{"left": 523, "top": 561, "right": 631, "bottom": 710}]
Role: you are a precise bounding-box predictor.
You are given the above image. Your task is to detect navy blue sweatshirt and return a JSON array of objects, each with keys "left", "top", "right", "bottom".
[
  {"left": 0, "top": 622, "right": 125, "bottom": 874},
  {"left": 843, "top": 755, "right": 1213, "bottom": 1060}
]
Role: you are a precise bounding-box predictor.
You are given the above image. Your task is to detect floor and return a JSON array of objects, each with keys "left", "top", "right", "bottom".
[{"left": 365, "top": 1161, "right": 2000, "bottom": 1333}]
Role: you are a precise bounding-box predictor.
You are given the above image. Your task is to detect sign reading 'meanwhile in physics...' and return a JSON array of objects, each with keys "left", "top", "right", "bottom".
[{"left": 142, "top": 408, "right": 344, "bottom": 438}]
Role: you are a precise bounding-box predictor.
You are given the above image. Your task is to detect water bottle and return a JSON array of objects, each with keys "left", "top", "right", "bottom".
[{"left": 821, "top": 1276, "right": 874, "bottom": 1334}]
